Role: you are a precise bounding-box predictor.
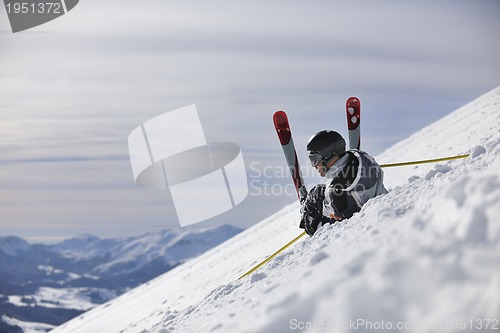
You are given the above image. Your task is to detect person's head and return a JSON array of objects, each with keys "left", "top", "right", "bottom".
[{"left": 307, "top": 130, "right": 346, "bottom": 177}]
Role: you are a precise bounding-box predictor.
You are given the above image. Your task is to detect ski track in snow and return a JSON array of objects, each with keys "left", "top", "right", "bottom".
[{"left": 51, "top": 87, "right": 500, "bottom": 333}]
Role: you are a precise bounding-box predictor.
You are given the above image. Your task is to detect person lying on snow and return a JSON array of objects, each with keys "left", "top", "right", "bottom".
[{"left": 300, "top": 130, "right": 388, "bottom": 236}]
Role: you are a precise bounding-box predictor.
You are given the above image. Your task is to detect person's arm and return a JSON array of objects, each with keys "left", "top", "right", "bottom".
[{"left": 324, "top": 153, "right": 360, "bottom": 219}]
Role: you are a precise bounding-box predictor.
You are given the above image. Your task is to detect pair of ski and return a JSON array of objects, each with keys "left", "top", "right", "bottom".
[{"left": 273, "top": 97, "right": 361, "bottom": 201}]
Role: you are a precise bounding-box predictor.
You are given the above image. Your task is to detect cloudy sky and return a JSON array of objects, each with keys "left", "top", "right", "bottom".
[{"left": 1, "top": 0, "right": 499, "bottom": 243}]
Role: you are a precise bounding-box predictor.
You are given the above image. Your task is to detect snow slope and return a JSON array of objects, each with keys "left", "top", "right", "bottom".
[{"left": 51, "top": 87, "right": 500, "bottom": 333}]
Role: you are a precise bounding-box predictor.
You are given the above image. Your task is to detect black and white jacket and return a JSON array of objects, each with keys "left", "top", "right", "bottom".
[{"left": 323, "top": 149, "right": 388, "bottom": 220}]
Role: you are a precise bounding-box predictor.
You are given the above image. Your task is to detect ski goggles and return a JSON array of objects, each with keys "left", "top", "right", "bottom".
[
  {"left": 308, "top": 152, "right": 323, "bottom": 167},
  {"left": 308, "top": 151, "right": 339, "bottom": 167}
]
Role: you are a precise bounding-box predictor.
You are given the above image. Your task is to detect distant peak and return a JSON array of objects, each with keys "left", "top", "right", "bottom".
[
  {"left": 73, "top": 234, "right": 101, "bottom": 242},
  {"left": 0, "top": 235, "right": 30, "bottom": 256}
]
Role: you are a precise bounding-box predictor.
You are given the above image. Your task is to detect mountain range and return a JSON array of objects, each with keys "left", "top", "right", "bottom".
[{"left": 0, "top": 225, "right": 242, "bottom": 333}]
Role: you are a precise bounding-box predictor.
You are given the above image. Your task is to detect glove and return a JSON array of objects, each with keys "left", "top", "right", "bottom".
[
  {"left": 298, "top": 185, "right": 308, "bottom": 204},
  {"left": 300, "top": 184, "right": 329, "bottom": 236}
]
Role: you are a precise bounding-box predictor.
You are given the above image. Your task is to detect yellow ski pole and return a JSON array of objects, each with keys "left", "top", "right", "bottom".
[
  {"left": 238, "top": 231, "right": 306, "bottom": 280},
  {"left": 380, "top": 154, "right": 469, "bottom": 168}
]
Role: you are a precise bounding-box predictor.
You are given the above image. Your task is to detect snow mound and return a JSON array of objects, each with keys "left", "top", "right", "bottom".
[
  {"left": 51, "top": 87, "right": 500, "bottom": 333},
  {"left": 377, "top": 86, "right": 500, "bottom": 189}
]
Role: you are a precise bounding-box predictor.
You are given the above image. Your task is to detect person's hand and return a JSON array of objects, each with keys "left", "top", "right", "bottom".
[
  {"left": 300, "top": 184, "right": 326, "bottom": 236},
  {"left": 298, "top": 185, "right": 308, "bottom": 204}
]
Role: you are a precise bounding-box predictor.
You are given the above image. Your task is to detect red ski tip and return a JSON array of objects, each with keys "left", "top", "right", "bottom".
[
  {"left": 273, "top": 111, "right": 288, "bottom": 128},
  {"left": 346, "top": 97, "right": 361, "bottom": 130},
  {"left": 273, "top": 110, "right": 292, "bottom": 145},
  {"left": 347, "top": 96, "right": 359, "bottom": 105}
]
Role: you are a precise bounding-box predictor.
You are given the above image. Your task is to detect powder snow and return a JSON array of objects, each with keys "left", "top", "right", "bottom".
[{"left": 50, "top": 87, "right": 500, "bottom": 333}]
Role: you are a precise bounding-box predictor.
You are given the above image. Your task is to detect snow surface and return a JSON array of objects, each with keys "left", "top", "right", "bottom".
[
  {"left": 51, "top": 87, "right": 500, "bottom": 333},
  {"left": 8, "top": 287, "right": 111, "bottom": 311},
  {"left": 2, "top": 315, "right": 55, "bottom": 333}
]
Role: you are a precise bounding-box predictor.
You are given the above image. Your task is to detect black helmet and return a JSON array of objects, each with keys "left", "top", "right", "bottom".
[{"left": 307, "top": 130, "right": 346, "bottom": 166}]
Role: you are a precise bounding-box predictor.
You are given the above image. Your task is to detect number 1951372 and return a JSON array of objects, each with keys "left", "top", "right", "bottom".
[{"left": 6, "top": 2, "right": 62, "bottom": 14}]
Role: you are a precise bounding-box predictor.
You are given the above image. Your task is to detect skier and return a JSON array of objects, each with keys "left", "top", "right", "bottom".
[{"left": 300, "top": 130, "right": 388, "bottom": 236}]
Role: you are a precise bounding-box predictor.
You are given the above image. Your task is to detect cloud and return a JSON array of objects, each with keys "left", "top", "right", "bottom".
[{"left": 0, "top": 0, "right": 499, "bottom": 241}]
